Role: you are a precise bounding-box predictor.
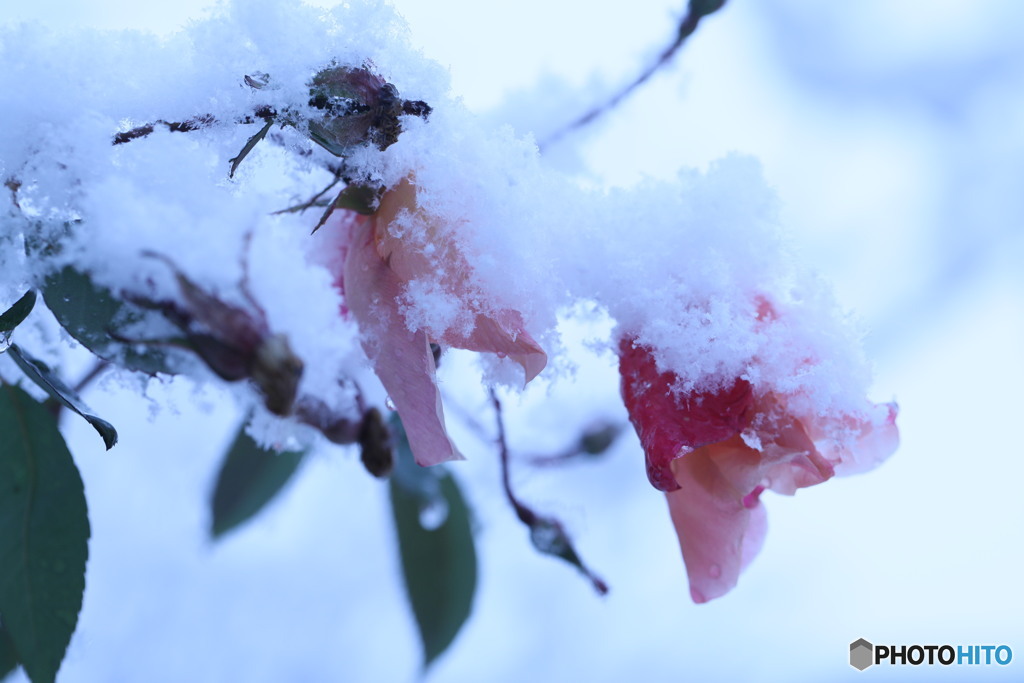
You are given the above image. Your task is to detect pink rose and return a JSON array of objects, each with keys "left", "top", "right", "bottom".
[
  {"left": 619, "top": 336, "right": 898, "bottom": 603},
  {"left": 339, "top": 177, "right": 547, "bottom": 466}
]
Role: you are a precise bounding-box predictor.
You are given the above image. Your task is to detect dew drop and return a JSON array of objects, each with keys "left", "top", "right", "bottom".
[
  {"left": 384, "top": 396, "right": 396, "bottom": 411},
  {"left": 418, "top": 498, "right": 449, "bottom": 530},
  {"left": 709, "top": 563, "right": 722, "bottom": 579}
]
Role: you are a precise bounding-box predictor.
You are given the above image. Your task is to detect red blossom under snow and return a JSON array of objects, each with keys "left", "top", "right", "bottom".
[{"left": 619, "top": 337, "right": 898, "bottom": 603}]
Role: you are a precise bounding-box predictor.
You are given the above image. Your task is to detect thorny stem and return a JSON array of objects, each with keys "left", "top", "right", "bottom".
[
  {"left": 541, "top": 0, "right": 727, "bottom": 150},
  {"left": 111, "top": 107, "right": 276, "bottom": 146},
  {"left": 490, "top": 389, "right": 609, "bottom": 595}
]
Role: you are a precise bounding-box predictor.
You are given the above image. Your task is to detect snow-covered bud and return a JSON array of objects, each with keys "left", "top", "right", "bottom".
[{"left": 306, "top": 65, "right": 431, "bottom": 156}]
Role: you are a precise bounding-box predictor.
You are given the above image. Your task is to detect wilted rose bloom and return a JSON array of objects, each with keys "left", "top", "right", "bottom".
[
  {"left": 619, "top": 336, "right": 898, "bottom": 603},
  {"left": 339, "top": 176, "right": 546, "bottom": 466}
]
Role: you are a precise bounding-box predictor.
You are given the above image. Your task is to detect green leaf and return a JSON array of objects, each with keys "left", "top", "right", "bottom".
[
  {"left": 210, "top": 422, "right": 306, "bottom": 539},
  {"left": 42, "top": 266, "right": 172, "bottom": 375},
  {"left": 689, "top": 0, "right": 727, "bottom": 18},
  {"left": 0, "top": 622, "right": 19, "bottom": 680},
  {"left": 0, "top": 384, "right": 90, "bottom": 683},
  {"left": 0, "top": 290, "right": 36, "bottom": 337},
  {"left": 7, "top": 344, "right": 118, "bottom": 450},
  {"left": 388, "top": 413, "right": 476, "bottom": 669}
]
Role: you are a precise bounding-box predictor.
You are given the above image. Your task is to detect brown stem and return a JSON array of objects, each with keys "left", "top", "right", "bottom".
[
  {"left": 490, "top": 389, "right": 609, "bottom": 595},
  {"left": 541, "top": 0, "right": 726, "bottom": 150},
  {"left": 73, "top": 360, "right": 110, "bottom": 395},
  {"left": 111, "top": 107, "right": 276, "bottom": 146}
]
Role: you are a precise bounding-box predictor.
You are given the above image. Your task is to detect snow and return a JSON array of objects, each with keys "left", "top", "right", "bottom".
[{"left": 3, "top": 0, "right": 881, "bottom": 440}]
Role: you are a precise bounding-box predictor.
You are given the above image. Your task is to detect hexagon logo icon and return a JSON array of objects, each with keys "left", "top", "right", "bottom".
[{"left": 850, "top": 638, "right": 874, "bottom": 671}]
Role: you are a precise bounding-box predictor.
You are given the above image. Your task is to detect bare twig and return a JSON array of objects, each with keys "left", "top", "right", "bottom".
[
  {"left": 490, "top": 389, "right": 609, "bottom": 595},
  {"left": 112, "top": 115, "right": 217, "bottom": 145},
  {"left": 73, "top": 359, "right": 111, "bottom": 395},
  {"left": 541, "top": 0, "right": 727, "bottom": 150},
  {"left": 112, "top": 106, "right": 277, "bottom": 146},
  {"left": 271, "top": 175, "right": 344, "bottom": 216}
]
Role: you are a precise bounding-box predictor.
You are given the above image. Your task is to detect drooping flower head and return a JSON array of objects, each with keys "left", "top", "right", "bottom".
[{"left": 619, "top": 325, "right": 898, "bottom": 603}]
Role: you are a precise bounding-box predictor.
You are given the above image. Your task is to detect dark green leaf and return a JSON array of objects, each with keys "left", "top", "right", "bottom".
[
  {"left": 210, "top": 422, "right": 306, "bottom": 538},
  {"left": 0, "top": 384, "right": 90, "bottom": 683},
  {"left": 0, "top": 290, "right": 36, "bottom": 336},
  {"left": 579, "top": 421, "right": 623, "bottom": 456},
  {"left": 42, "top": 266, "right": 172, "bottom": 375},
  {"left": 689, "top": 0, "right": 727, "bottom": 18},
  {"left": 388, "top": 413, "right": 476, "bottom": 668},
  {"left": 7, "top": 344, "right": 117, "bottom": 450},
  {"left": 0, "top": 622, "right": 19, "bottom": 680}
]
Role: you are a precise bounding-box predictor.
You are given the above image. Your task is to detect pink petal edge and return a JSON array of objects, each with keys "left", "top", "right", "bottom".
[{"left": 343, "top": 216, "right": 462, "bottom": 466}]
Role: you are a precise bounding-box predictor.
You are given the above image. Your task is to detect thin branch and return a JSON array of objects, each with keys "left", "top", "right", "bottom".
[
  {"left": 491, "top": 389, "right": 537, "bottom": 526},
  {"left": 111, "top": 106, "right": 277, "bottom": 146},
  {"left": 271, "top": 175, "right": 344, "bottom": 216},
  {"left": 490, "top": 389, "right": 609, "bottom": 595},
  {"left": 112, "top": 115, "right": 217, "bottom": 145},
  {"left": 541, "top": 0, "right": 727, "bottom": 150},
  {"left": 73, "top": 359, "right": 111, "bottom": 395}
]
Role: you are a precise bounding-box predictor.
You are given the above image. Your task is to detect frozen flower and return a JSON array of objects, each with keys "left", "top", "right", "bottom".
[
  {"left": 619, "top": 336, "right": 898, "bottom": 603},
  {"left": 339, "top": 177, "right": 547, "bottom": 466}
]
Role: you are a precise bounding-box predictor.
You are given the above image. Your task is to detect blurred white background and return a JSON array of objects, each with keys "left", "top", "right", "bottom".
[{"left": 4, "top": 0, "right": 1022, "bottom": 680}]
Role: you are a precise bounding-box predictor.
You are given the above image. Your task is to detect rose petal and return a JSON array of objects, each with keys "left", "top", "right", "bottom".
[
  {"left": 442, "top": 311, "right": 547, "bottom": 385},
  {"left": 373, "top": 177, "right": 548, "bottom": 385},
  {"left": 745, "top": 397, "right": 835, "bottom": 495},
  {"left": 664, "top": 406, "right": 837, "bottom": 602},
  {"left": 344, "top": 215, "right": 462, "bottom": 466},
  {"left": 828, "top": 401, "right": 900, "bottom": 476},
  {"left": 619, "top": 338, "right": 754, "bottom": 491},
  {"left": 667, "top": 444, "right": 767, "bottom": 603}
]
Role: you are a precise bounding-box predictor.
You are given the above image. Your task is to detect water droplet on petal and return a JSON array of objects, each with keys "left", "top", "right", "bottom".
[
  {"left": 709, "top": 564, "right": 722, "bottom": 579},
  {"left": 384, "top": 396, "right": 396, "bottom": 411}
]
